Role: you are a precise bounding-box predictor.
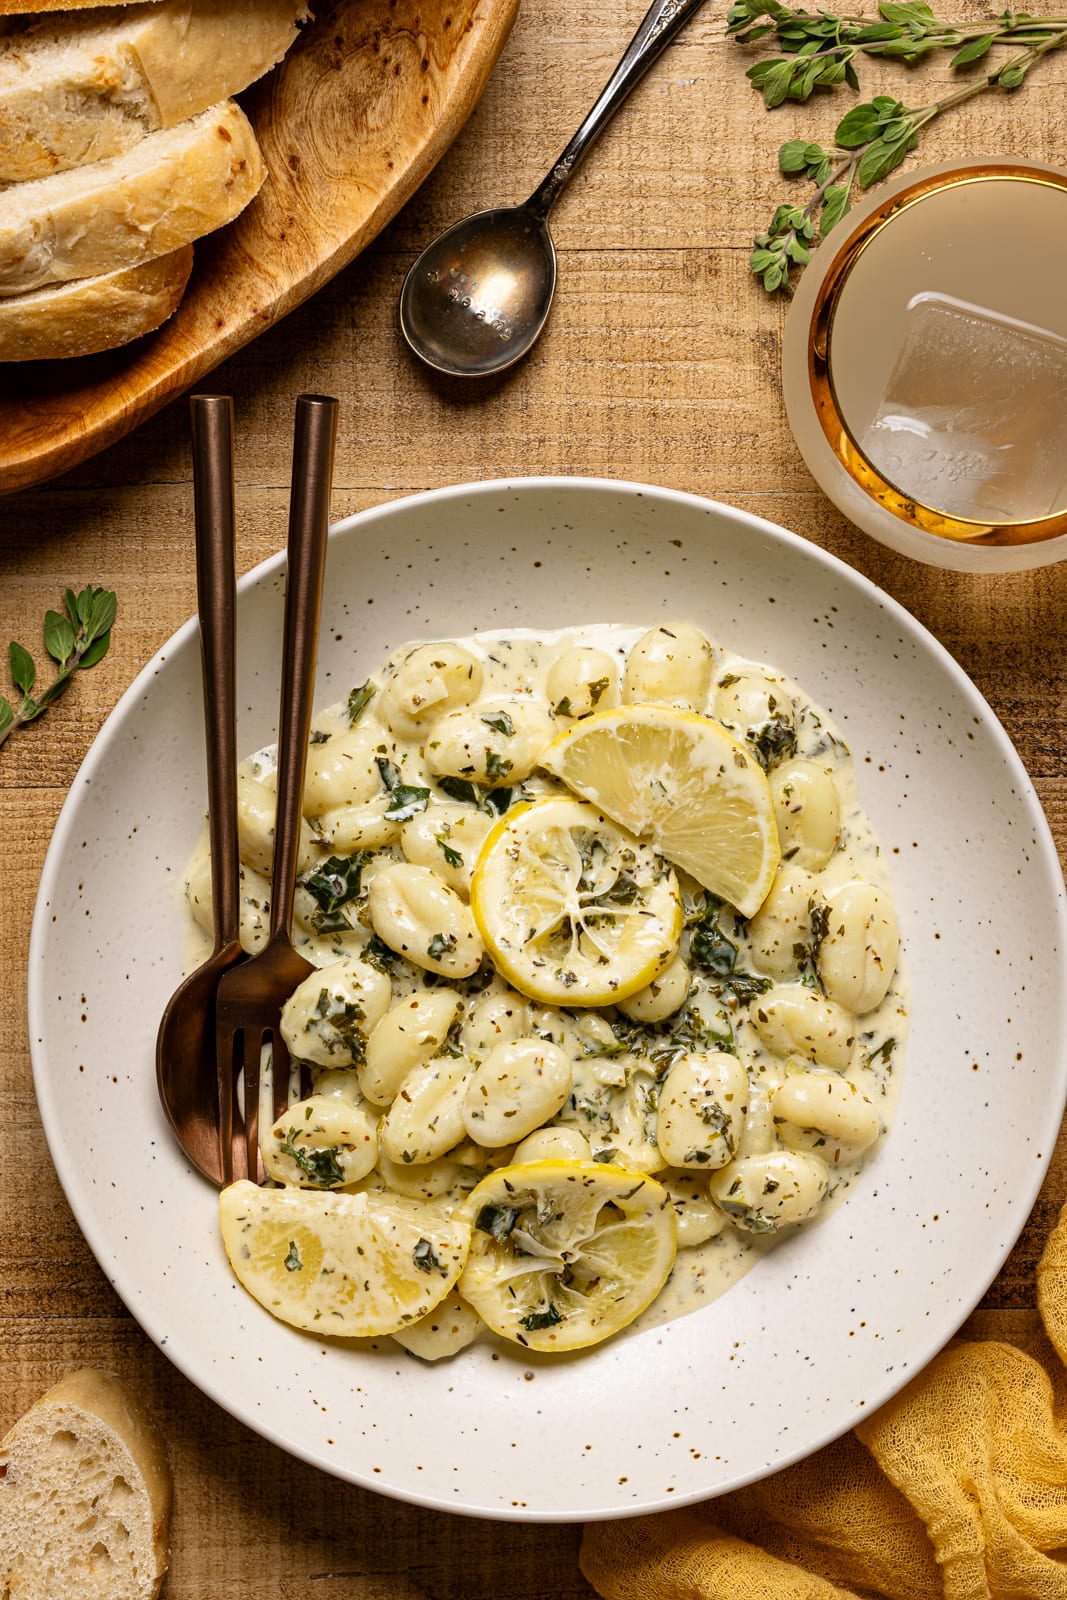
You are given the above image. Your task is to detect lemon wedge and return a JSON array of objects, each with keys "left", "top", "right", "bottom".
[
  {"left": 539, "top": 705, "right": 780, "bottom": 917},
  {"left": 459, "top": 1160, "right": 676, "bottom": 1352},
  {"left": 219, "top": 1179, "right": 471, "bottom": 1337},
  {"left": 470, "top": 796, "right": 682, "bottom": 1006}
]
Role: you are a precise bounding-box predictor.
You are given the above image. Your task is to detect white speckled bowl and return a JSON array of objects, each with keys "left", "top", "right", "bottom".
[{"left": 29, "top": 478, "right": 1067, "bottom": 1520}]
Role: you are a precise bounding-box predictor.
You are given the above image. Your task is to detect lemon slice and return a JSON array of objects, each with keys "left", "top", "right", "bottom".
[
  {"left": 470, "top": 796, "right": 682, "bottom": 1006},
  {"left": 219, "top": 1179, "right": 471, "bottom": 1337},
  {"left": 459, "top": 1160, "right": 677, "bottom": 1352},
  {"left": 539, "top": 705, "right": 780, "bottom": 917}
]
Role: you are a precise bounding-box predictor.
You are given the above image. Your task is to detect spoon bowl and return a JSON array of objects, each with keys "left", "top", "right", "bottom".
[
  {"left": 155, "top": 394, "right": 242, "bottom": 1187},
  {"left": 157, "top": 946, "right": 243, "bottom": 1185},
  {"left": 398, "top": 0, "right": 708, "bottom": 378},
  {"left": 400, "top": 205, "right": 556, "bottom": 377}
]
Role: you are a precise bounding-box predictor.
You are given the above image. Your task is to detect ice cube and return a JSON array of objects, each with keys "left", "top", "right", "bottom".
[{"left": 858, "top": 293, "right": 1067, "bottom": 524}]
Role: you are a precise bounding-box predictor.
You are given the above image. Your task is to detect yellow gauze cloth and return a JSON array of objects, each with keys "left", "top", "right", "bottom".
[{"left": 580, "top": 1204, "right": 1067, "bottom": 1600}]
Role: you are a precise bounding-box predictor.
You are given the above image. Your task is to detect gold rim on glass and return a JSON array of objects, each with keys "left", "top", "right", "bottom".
[{"left": 807, "top": 163, "right": 1067, "bottom": 547}]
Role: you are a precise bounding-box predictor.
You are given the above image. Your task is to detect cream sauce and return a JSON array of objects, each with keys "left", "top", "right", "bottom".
[{"left": 185, "top": 623, "right": 908, "bottom": 1350}]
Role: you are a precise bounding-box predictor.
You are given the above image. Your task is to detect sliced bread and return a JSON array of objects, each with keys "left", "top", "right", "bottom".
[
  {"left": 0, "top": 96, "right": 263, "bottom": 295},
  {"left": 0, "top": 1368, "right": 172, "bottom": 1600},
  {"left": 0, "top": 244, "right": 192, "bottom": 359},
  {"left": 0, "top": 0, "right": 308, "bottom": 183}
]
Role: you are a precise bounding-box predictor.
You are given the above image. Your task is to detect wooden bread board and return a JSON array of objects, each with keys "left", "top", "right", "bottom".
[{"left": 0, "top": 0, "right": 518, "bottom": 494}]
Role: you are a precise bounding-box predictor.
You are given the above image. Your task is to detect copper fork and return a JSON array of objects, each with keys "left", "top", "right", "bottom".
[{"left": 214, "top": 393, "right": 338, "bottom": 1185}]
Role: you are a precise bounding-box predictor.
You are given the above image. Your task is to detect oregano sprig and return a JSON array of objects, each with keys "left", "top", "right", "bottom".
[
  {"left": 738, "top": 2, "right": 1067, "bottom": 294},
  {"left": 730, "top": 0, "right": 1067, "bottom": 104},
  {"left": 0, "top": 586, "right": 117, "bottom": 751}
]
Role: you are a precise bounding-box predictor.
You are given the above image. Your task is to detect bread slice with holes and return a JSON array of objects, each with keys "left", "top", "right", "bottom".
[
  {"left": 0, "top": 0, "right": 308, "bottom": 183},
  {"left": 0, "top": 244, "right": 193, "bottom": 359},
  {"left": 0, "top": 95, "right": 263, "bottom": 296},
  {"left": 0, "top": 1368, "right": 172, "bottom": 1600}
]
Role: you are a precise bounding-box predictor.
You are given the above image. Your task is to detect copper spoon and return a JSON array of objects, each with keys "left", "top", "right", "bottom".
[
  {"left": 398, "top": 0, "right": 709, "bottom": 377},
  {"left": 156, "top": 394, "right": 245, "bottom": 1185}
]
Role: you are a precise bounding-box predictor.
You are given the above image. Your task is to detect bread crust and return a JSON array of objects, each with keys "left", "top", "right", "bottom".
[
  {"left": 0, "top": 244, "right": 192, "bottom": 359},
  {"left": 0, "top": 0, "right": 308, "bottom": 182},
  {"left": 0, "top": 1, "right": 176, "bottom": 11},
  {"left": 0, "top": 1368, "right": 172, "bottom": 1600},
  {"left": 0, "top": 97, "right": 264, "bottom": 294}
]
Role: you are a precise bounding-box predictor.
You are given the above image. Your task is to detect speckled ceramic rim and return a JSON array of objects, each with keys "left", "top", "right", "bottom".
[{"left": 28, "top": 477, "right": 1067, "bottom": 1520}]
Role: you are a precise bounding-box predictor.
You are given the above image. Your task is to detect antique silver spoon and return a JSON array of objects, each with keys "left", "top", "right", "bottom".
[{"left": 399, "top": 0, "right": 708, "bottom": 378}]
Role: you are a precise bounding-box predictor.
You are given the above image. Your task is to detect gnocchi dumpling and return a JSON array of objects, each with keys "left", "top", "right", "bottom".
[
  {"left": 714, "top": 668, "right": 797, "bottom": 769},
  {"left": 279, "top": 955, "right": 391, "bottom": 1067},
  {"left": 236, "top": 772, "right": 316, "bottom": 878},
  {"left": 751, "top": 983, "right": 855, "bottom": 1070},
  {"left": 656, "top": 1050, "right": 748, "bottom": 1170},
  {"left": 772, "top": 1071, "right": 881, "bottom": 1163},
  {"left": 426, "top": 698, "right": 553, "bottom": 787},
  {"left": 770, "top": 759, "right": 841, "bottom": 871},
  {"left": 361, "top": 989, "right": 463, "bottom": 1105},
  {"left": 616, "top": 953, "right": 691, "bottom": 1022},
  {"left": 461, "top": 987, "right": 532, "bottom": 1058},
  {"left": 262, "top": 1094, "right": 378, "bottom": 1188},
  {"left": 817, "top": 881, "right": 900, "bottom": 1015},
  {"left": 400, "top": 803, "right": 493, "bottom": 894},
  {"left": 513, "top": 1125, "right": 592, "bottom": 1163},
  {"left": 378, "top": 642, "right": 483, "bottom": 739},
  {"left": 659, "top": 1170, "right": 729, "bottom": 1248},
  {"left": 186, "top": 847, "right": 272, "bottom": 956},
  {"left": 709, "top": 1150, "right": 830, "bottom": 1233},
  {"left": 367, "top": 863, "right": 484, "bottom": 978},
  {"left": 315, "top": 799, "right": 402, "bottom": 854},
  {"left": 747, "top": 866, "right": 821, "bottom": 980},
  {"left": 462, "top": 1036, "right": 573, "bottom": 1147},
  {"left": 390, "top": 1292, "right": 483, "bottom": 1361},
  {"left": 546, "top": 646, "right": 619, "bottom": 719},
  {"left": 622, "top": 622, "right": 714, "bottom": 710},
  {"left": 378, "top": 1053, "right": 474, "bottom": 1165},
  {"left": 302, "top": 723, "right": 384, "bottom": 817}
]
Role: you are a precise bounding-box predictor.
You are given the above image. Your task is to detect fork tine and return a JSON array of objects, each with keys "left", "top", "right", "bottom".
[
  {"left": 272, "top": 1030, "right": 293, "bottom": 1125},
  {"left": 216, "top": 1020, "right": 237, "bottom": 1187},
  {"left": 241, "top": 1029, "right": 264, "bottom": 1183}
]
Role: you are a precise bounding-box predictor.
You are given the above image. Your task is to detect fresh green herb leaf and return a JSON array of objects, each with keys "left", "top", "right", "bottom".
[
  {"left": 437, "top": 835, "right": 463, "bottom": 868},
  {"left": 427, "top": 932, "right": 457, "bottom": 962},
  {"left": 481, "top": 711, "right": 515, "bottom": 736},
  {"left": 284, "top": 1240, "right": 304, "bottom": 1271},
  {"left": 384, "top": 782, "right": 431, "bottom": 823},
  {"left": 484, "top": 749, "right": 513, "bottom": 783},
  {"left": 0, "top": 586, "right": 117, "bottom": 753},
  {"left": 361, "top": 933, "right": 398, "bottom": 973},
  {"left": 300, "top": 853, "right": 369, "bottom": 932},
  {"left": 279, "top": 1128, "right": 345, "bottom": 1188},
  {"left": 520, "top": 1303, "right": 563, "bottom": 1332},
  {"left": 750, "top": 717, "right": 799, "bottom": 770},
  {"left": 43, "top": 610, "right": 76, "bottom": 667},
  {"left": 736, "top": 3, "right": 1067, "bottom": 295},
  {"left": 8, "top": 643, "right": 34, "bottom": 697},
  {"left": 438, "top": 774, "right": 514, "bottom": 814},
  {"left": 347, "top": 681, "right": 375, "bottom": 724},
  {"left": 475, "top": 1202, "right": 521, "bottom": 1243},
  {"left": 412, "top": 1237, "right": 442, "bottom": 1273}
]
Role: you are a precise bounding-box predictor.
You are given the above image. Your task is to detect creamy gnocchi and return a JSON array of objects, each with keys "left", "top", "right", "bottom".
[{"left": 188, "top": 622, "right": 907, "bottom": 1357}]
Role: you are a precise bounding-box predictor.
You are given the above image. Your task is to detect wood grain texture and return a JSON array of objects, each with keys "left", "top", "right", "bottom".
[
  {"left": 0, "top": 0, "right": 517, "bottom": 493},
  {"left": 1, "top": 0, "right": 1066, "bottom": 1593}
]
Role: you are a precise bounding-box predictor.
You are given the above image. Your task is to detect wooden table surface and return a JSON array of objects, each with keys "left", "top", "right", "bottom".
[{"left": 2, "top": 1, "right": 1066, "bottom": 1594}]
